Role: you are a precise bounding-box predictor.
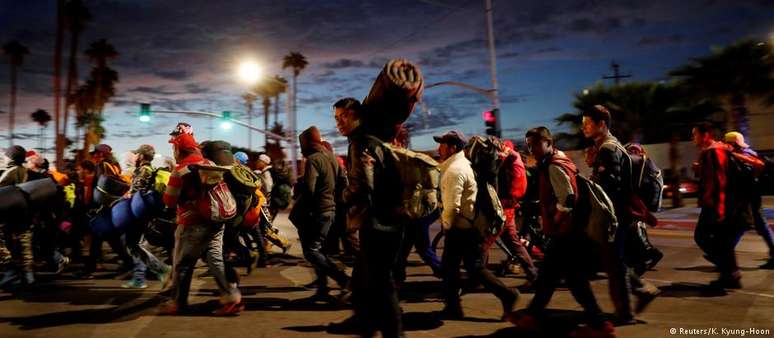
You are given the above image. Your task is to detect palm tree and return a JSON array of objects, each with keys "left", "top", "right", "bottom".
[
  {"left": 669, "top": 40, "right": 774, "bottom": 140},
  {"left": 62, "top": 0, "right": 92, "bottom": 150},
  {"left": 2, "top": 40, "right": 29, "bottom": 147},
  {"left": 31, "top": 109, "right": 52, "bottom": 153},
  {"left": 241, "top": 92, "right": 258, "bottom": 149},
  {"left": 54, "top": 0, "right": 66, "bottom": 168},
  {"left": 252, "top": 81, "right": 276, "bottom": 149},
  {"left": 271, "top": 75, "right": 288, "bottom": 124}
]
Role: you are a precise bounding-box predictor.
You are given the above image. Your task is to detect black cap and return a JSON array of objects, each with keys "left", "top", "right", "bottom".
[
  {"left": 169, "top": 122, "right": 193, "bottom": 136},
  {"left": 433, "top": 130, "right": 466, "bottom": 148}
]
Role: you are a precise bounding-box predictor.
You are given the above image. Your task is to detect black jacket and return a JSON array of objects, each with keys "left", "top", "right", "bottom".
[
  {"left": 590, "top": 133, "right": 633, "bottom": 220},
  {"left": 342, "top": 127, "right": 403, "bottom": 232},
  {"left": 295, "top": 146, "right": 342, "bottom": 215}
]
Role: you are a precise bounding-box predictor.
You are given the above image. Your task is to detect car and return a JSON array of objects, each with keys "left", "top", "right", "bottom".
[{"left": 663, "top": 181, "right": 698, "bottom": 198}]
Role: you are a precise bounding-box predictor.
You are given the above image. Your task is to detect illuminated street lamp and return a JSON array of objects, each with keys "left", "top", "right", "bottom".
[
  {"left": 139, "top": 103, "right": 151, "bottom": 122},
  {"left": 237, "top": 60, "right": 263, "bottom": 85}
]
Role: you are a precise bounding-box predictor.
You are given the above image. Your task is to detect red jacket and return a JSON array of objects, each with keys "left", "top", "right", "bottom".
[
  {"left": 697, "top": 141, "right": 730, "bottom": 220},
  {"left": 498, "top": 149, "right": 528, "bottom": 209},
  {"left": 163, "top": 151, "right": 211, "bottom": 225}
]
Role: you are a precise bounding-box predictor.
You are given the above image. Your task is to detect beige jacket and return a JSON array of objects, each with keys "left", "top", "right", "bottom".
[{"left": 438, "top": 151, "right": 477, "bottom": 230}]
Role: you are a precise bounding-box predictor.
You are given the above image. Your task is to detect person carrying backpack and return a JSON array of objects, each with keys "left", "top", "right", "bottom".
[
  {"left": 511, "top": 127, "right": 614, "bottom": 338},
  {"left": 289, "top": 126, "right": 350, "bottom": 300},
  {"left": 582, "top": 105, "right": 659, "bottom": 322},
  {"left": 434, "top": 130, "right": 519, "bottom": 322},
  {"left": 692, "top": 122, "right": 752, "bottom": 289},
  {"left": 723, "top": 131, "right": 773, "bottom": 269},
  {"left": 490, "top": 139, "right": 538, "bottom": 286},
  {"left": 0, "top": 145, "right": 35, "bottom": 287},
  {"left": 122, "top": 144, "right": 171, "bottom": 289},
  {"left": 159, "top": 123, "right": 242, "bottom": 316},
  {"left": 624, "top": 143, "right": 664, "bottom": 275}
]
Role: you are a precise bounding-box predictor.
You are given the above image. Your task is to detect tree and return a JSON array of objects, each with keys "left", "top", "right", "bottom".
[
  {"left": 241, "top": 92, "right": 258, "bottom": 150},
  {"left": 79, "top": 39, "right": 119, "bottom": 158},
  {"left": 558, "top": 81, "right": 720, "bottom": 208},
  {"left": 251, "top": 81, "right": 276, "bottom": 149},
  {"left": 31, "top": 109, "right": 52, "bottom": 152},
  {"left": 669, "top": 40, "right": 774, "bottom": 140},
  {"left": 271, "top": 75, "right": 288, "bottom": 124},
  {"left": 62, "top": 0, "right": 92, "bottom": 153},
  {"left": 2, "top": 40, "right": 29, "bottom": 147}
]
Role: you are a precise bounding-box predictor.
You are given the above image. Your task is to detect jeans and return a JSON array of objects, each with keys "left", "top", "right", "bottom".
[
  {"left": 396, "top": 212, "right": 441, "bottom": 282},
  {"left": 528, "top": 234, "right": 605, "bottom": 327},
  {"left": 126, "top": 219, "right": 168, "bottom": 282},
  {"left": 442, "top": 227, "right": 518, "bottom": 310},
  {"left": 352, "top": 225, "right": 404, "bottom": 338},
  {"left": 169, "top": 223, "right": 240, "bottom": 307},
  {"left": 299, "top": 211, "right": 349, "bottom": 290},
  {"left": 750, "top": 194, "right": 774, "bottom": 259},
  {"left": 483, "top": 208, "right": 538, "bottom": 281}
]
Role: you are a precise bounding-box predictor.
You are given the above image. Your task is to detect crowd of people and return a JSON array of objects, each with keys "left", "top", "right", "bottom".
[{"left": 0, "top": 98, "right": 772, "bottom": 338}]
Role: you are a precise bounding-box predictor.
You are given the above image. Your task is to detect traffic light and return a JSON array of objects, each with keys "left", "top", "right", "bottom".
[
  {"left": 220, "top": 111, "right": 233, "bottom": 130},
  {"left": 483, "top": 108, "right": 500, "bottom": 137},
  {"left": 139, "top": 103, "right": 151, "bottom": 122}
]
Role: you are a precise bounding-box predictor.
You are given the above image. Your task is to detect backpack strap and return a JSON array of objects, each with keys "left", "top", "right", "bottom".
[{"left": 600, "top": 139, "right": 634, "bottom": 191}]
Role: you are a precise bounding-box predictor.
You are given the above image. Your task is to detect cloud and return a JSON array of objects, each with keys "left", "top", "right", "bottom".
[
  {"left": 128, "top": 86, "right": 179, "bottom": 95},
  {"left": 637, "top": 34, "right": 683, "bottom": 46},
  {"left": 565, "top": 17, "right": 622, "bottom": 34},
  {"left": 154, "top": 70, "right": 193, "bottom": 80},
  {"left": 184, "top": 83, "right": 211, "bottom": 94},
  {"left": 322, "top": 59, "right": 366, "bottom": 69}
]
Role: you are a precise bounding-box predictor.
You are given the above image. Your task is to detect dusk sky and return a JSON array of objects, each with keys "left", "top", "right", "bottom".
[{"left": 1, "top": 0, "right": 773, "bottom": 159}]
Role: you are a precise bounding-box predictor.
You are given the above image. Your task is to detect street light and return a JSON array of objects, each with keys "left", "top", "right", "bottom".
[
  {"left": 139, "top": 103, "right": 151, "bottom": 122},
  {"left": 220, "top": 111, "right": 233, "bottom": 130},
  {"left": 237, "top": 60, "right": 263, "bottom": 85}
]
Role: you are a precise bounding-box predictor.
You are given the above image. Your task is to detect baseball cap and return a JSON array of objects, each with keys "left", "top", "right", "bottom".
[
  {"left": 433, "top": 130, "right": 466, "bottom": 148},
  {"left": 724, "top": 131, "right": 749, "bottom": 148},
  {"left": 169, "top": 122, "right": 194, "bottom": 136}
]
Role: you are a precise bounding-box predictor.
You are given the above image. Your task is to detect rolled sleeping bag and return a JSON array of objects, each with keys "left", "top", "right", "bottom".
[
  {"left": 111, "top": 197, "right": 135, "bottom": 234},
  {"left": 130, "top": 191, "right": 150, "bottom": 221},
  {"left": 143, "top": 190, "right": 163, "bottom": 213},
  {"left": 362, "top": 59, "right": 424, "bottom": 131},
  {"left": 89, "top": 207, "right": 114, "bottom": 237},
  {"left": 93, "top": 174, "right": 130, "bottom": 205},
  {"left": 0, "top": 185, "right": 28, "bottom": 222},
  {"left": 17, "top": 178, "right": 58, "bottom": 207}
]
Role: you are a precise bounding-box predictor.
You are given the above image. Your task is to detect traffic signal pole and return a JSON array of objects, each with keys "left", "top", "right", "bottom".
[{"left": 484, "top": 0, "right": 501, "bottom": 138}]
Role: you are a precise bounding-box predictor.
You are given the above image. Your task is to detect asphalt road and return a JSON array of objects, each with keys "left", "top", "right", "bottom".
[{"left": 0, "top": 211, "right": 772, "bottom": 338}]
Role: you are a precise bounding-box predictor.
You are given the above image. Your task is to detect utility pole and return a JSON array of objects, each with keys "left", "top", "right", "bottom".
[
  {"left": 483, "top": 0, "right": 501, "bottom": 137},
  {"left": 602, "top": 61, "right": 632, "bottom": 85}
]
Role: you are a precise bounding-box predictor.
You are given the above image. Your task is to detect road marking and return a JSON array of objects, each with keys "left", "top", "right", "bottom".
[{"left": 644, "top": 278, "right": 774, "bottom": 299}]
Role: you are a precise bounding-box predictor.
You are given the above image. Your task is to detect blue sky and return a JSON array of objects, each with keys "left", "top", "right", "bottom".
[{"left": 1, "top": 0, "right": 773, "bottom": 160}]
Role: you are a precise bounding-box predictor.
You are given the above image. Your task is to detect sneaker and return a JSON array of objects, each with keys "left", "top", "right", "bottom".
[
  {"left": 157, "top": 302, "right": 180, "bottom": 315},
  {"left": 55, "top": 256, "right": 70, "bottom": 274},
  {"left": 22, "top": 272, "right": 35, "bottom": 285},
  {"left": 501, "top": 294, "right": 519, "bottom": 322},
  {"left": 156, "top": 266, "right": 172, "bottom": 290},
  {"left": 708, "top": 276, "right": 742, "bottom": 289},
  {"left": 645, "top": 250, "right": 664, "bottom": 271},
  {"left": 634, "top": 286, "right": 661, "bottom": 313},
  {"left": 438, "top": 305, "right": 464, "bottom": 320},
  {"left": 327, "top": 316, "right": 362, "bottom": 335},
  {"left": 510, "top": 313, "right": 540, "bottom": 333},
  {"left": 759, "top": 259, "right": 774, "bottom": 270},
  {"left": 282, "top": 243, "right": 292, "bottom": 255},
  {"left": 570, "top": 321, "right": 616, "bottom": 338},
  {"left": 122, "top": 279, "right": 149, "bottom": 289},
  {"left": 214, "top": 302, "right": 244, "bottom": 316}
]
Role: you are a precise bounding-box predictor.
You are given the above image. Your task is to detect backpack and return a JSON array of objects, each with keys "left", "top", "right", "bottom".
[
  {"left": 365, "top": 135, "right": 440, "bottom": 221},
  {"left": 574, "top": 174, "right": 618, "bottom": 244},
  {"left": 629, "top": 153, "right": 664, "bottom": 212},
  {"left": 497, "top": 150, "right": 527, "bottom": 208},
  {"left": 197, "top": 181, "right": 237, "bottom": 222},
  {"left": 151, "top": 168, "right": 172, "bottom": 194},
  {"left": 725, "top": 150, "right": 758, "bottom": 216},
  {"left": 464, "top": 136, "right": 506, "bottom": 236},
  {"left": 224, "top": 164, "right": 262, "bottom": 226},
  {"left": 270, "top": 166, "right": 293, "bottom": 210}
]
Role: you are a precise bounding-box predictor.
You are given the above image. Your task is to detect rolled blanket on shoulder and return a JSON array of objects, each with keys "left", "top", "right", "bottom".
[{"left": 362, "top": 59, "right": 424, "bottom": 141}]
